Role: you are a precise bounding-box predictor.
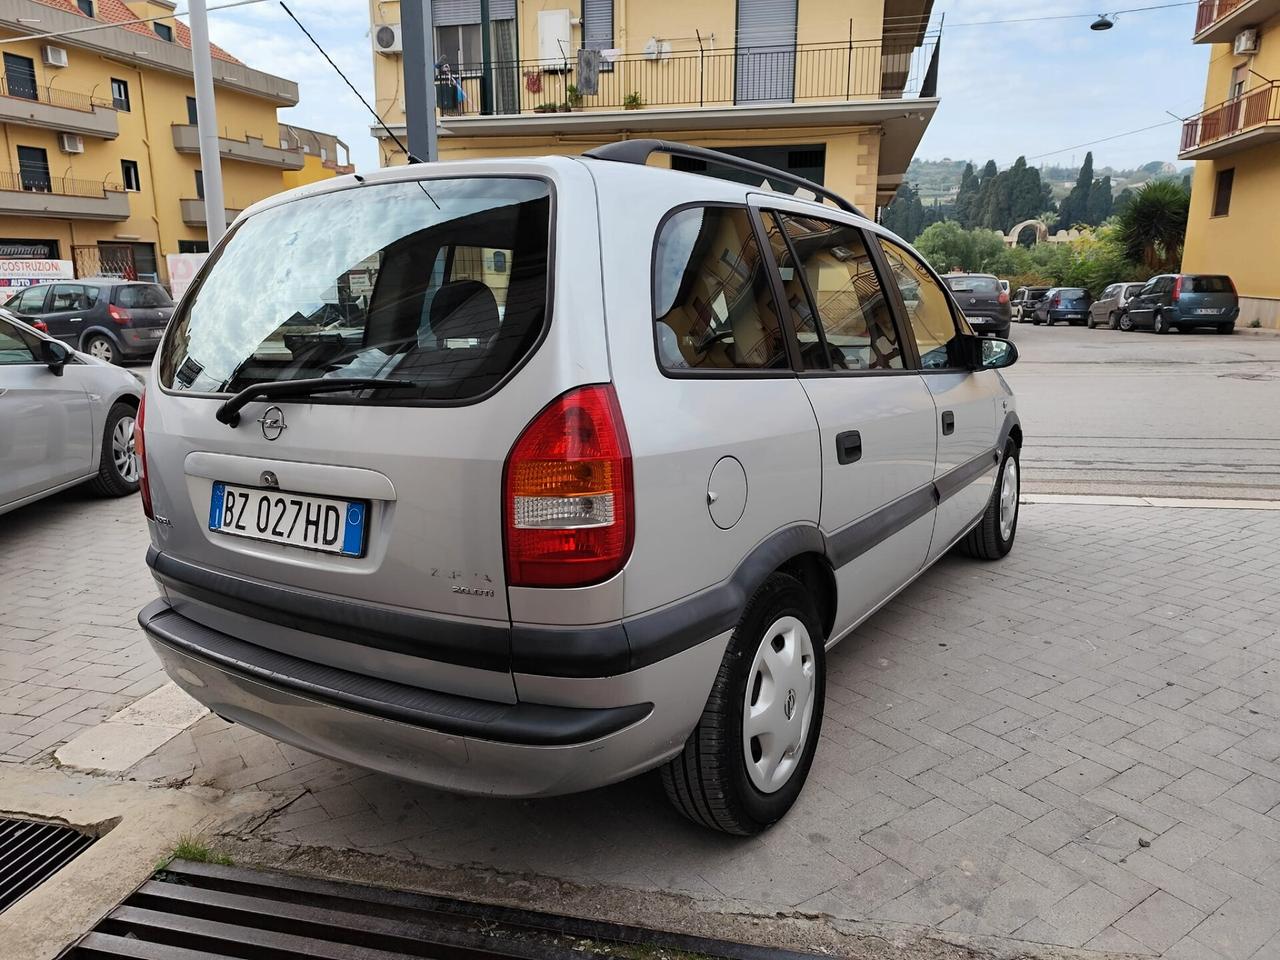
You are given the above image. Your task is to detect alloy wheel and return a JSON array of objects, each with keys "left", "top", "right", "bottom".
[
  {"left": 112, "top": 415, "right": 139, "bottom": 483},
  {"left": 999, "top": 456, "right": 1019, "bottom": 542},
  {"left": 742, "top": 615, "right": 816, "bottom": 794},
  {"left": 89, "top": 338, "right": 115, "bottom": 362}
]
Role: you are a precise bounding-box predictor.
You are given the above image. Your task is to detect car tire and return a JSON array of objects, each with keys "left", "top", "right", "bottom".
[
  {"left": 1219, "top": 323, "right": 1235, "bottom": 335},
  {"left": 1153, "top": 312, "right": 1170, "bottom": 335},
  {"left": 958, "top": 442, "right": 1019, "bottom": 561},
  {"left": 661, "top": 572, "right": 825, "bottom": 836},
  {"left": 1119, "top": 312, "right": 1135, "bottom": 332},
  {"left": 1108, "top": 312, "right": 1119, "bottom": 330},
  {"left": 87, "top": 402, "right": 141, "bottom": 497},
  {"left": 1087, "top": 314, "right": 1097, "bottom": 329},
  {"left": 84, "top": 334, "right": 118, "bottom": 364}
]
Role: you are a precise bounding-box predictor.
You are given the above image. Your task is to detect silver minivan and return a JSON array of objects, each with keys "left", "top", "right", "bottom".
[{"left": 137, "top": 142, "right": 1023, "bottom": 835}]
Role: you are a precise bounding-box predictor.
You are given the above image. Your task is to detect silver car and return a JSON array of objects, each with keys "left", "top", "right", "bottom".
[
  {"left": 1088, "top": 282, "right": 1146, "bottom": 330},
  {"left": 0, "top": 313, "right": 142, "bottom": 515},
  {"left": 137, "top": 142, "right": 1023, "bottom": 835}
]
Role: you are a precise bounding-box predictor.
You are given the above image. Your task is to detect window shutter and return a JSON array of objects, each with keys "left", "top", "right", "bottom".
[
  {"left": 431, "top": 0, "right": 515, "bottom": 26},
  {"left": 582, "top": 0, "right": 613, "bottom": 50}
]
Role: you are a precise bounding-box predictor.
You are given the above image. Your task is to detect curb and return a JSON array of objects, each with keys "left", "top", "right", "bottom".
[{"left": 1022, "top": 493, "right": 1280, "bottom": 510}]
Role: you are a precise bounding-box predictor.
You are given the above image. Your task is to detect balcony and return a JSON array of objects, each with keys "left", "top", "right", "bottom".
[
  {"left": 421, "top": 35, "right": 940, "bottom": 135},
  {"left": 0, "top": 171, "right": 129, "bottom": 220},
  {"left": 1180, "top": 81, "right": 1280, "bottom": 158},
  {"left": 171, "top": 124, "right": 304, "bottom": 170},
  {"left": 0, "top": 75, "right": 118, "bottom": 139},
  {"left": 1193, "top": 0, "right": 1280, "bottom": 43},
  {"left": 179, "top": 197, "right": 243, "bottom": 227}
]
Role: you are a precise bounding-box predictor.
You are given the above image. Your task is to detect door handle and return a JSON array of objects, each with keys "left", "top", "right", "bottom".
[
  {"left": 835, "top": 430, "right": 862, "bottom": 465},
  {"left": 941, "top": 411, "right": 955, "bottom": 436}
]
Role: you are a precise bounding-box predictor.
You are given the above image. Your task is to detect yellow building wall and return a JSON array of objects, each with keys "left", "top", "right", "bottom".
[
  {"left": 0, "top": 27, "right": 290, "bottom": 280},
  {"left": 282, "top": 154, "right": 336, "bottom": 189},
  {"left": 1182, "top": 19, "right": 1280, "bottom": 327}
]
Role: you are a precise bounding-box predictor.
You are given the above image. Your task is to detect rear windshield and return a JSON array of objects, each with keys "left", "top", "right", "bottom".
[
  {"left": 1058, "top": 288, "right": 1088, "bottom": 298},
  {"left": 114, "top": 283, "right": 173, "bottom": 308},
  {"left": 946, "top": 276, "right": 999, "bottom": 294},
  {"left": 159, "top": 177, "right": 552, "bottom": 402},
  {"left": 1187, "top": 276, "right": 1232, "bottom": 293}
]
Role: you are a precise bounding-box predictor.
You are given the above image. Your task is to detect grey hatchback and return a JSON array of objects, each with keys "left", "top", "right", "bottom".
[
  {"left": 5, "top": 279, "right": 174, "bottom": 364},
  {"left": 1124, "top": 274, "right": 1239, "bottom": 334},
  {"left": 943, "top": 274, "right": 1011, "bottom": 337}
]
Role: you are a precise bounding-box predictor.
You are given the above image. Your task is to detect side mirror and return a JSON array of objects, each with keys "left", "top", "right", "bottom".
[
  {"left": 39, "top": 338, "right": 70, "bottom": 375},
  {"left": 980, "top": 337, "right": 1018, "bottom": 370}
]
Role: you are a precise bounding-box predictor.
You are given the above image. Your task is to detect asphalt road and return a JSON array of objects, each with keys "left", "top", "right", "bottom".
[{"left": 1002, "top": 321, "right": 1280, "bottom": 500}]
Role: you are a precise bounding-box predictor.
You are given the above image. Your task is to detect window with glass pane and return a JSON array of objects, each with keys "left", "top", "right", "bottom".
[
  {"left": 0, "top": 319, "right": 38, "bottom": 364},
  {"left": 49, "top": 285, "right": 86, "bottom": 310},
  {"left": 652, "top": 206, "right": 788, "bottom": 372},
  {"left": 879, "top": 239, "right": 961, "bottom": 369},
  {"left": 764, "top": 213, "right": 903, "bottom": 371}
]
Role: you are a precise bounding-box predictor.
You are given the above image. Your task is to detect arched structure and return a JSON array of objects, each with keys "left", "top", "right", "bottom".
[{"left": 1004, "top": 220, "right": 1087, "bottom": 247}]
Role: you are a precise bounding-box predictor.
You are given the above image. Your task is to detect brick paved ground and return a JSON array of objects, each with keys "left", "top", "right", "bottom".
[
  {"left": 123, "top": 502, "right": 1280, "bottom": 959},
  {"left": 0, "top": 490, "right": 161, "bottom": 762}
]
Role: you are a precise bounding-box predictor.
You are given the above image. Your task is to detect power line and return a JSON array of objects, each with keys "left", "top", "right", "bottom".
[
  {"left": 1027, "top": 119, "right": 1183, "bottom": 161},
  {"left": 880, "top": 0, "right": 1196, "bottom": 28},
  {"left": 0, "top": 0, "right": 268, "bottom": 45}
]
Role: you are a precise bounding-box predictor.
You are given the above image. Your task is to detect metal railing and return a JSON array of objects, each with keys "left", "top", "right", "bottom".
[
  {"left": 0, "top": 170, "right": 122, "bottom": 197},
  {"left": 1195, "top": 0, "right": 1251, "bottom": 33},
  {"left": 434, "top": 35, "right": 940, "bottom": 118},
  {"left": 1181, "top": 81, "right": 1280, "bottom": 152},
  {"left": 0, "top": 74, "right": 114, "bottom": 113}
]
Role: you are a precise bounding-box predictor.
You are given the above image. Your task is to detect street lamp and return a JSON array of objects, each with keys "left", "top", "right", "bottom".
[{"left": 1091, "top": 14, "right": 1115, "bottom": 30}]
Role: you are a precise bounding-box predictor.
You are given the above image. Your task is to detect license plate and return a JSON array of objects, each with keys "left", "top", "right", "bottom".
[
  {"left": 1065, "top": 313, "right": 1082, "bottom": 319},
  {"left": 208, "top": 482, "right": 366, "bottom": 556},
  {"left": 1195, "top": 308, "right": 1221, "bottom": 315}
]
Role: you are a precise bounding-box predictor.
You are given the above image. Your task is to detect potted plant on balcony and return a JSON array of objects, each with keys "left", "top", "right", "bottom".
[
  {"left": 623, "top": 92, "right": 644, "bottom": 110},
  {"left": 564, "top": 84, "right": 583, "bottom": 110},
  {"left": 533, "top": 102, "right": 559, "bottom": 113}
]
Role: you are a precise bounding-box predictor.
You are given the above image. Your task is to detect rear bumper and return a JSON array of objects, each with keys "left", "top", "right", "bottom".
[
  {"left": 140, "top": 598, "right": 725, "bottom": 797},
  {"left": 1172, "top": 307, "right": 1239, "bottom": 325}
]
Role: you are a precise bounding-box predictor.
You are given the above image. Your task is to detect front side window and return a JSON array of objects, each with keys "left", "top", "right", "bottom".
[
  {"left": 160, "top": 177, "right": 552, "bottom": 403},
  {"left": 879, "top": 239, "right": 962, "bottom": 370},
  {"left": 111, "top": 77, "right": 130, "bottom": 111},
  {"left": 0, "top": 317, "right": 39, "bottom": 364},
  {"left": 764, "top": 212, "right": 903, "bottom": 371},
  {"left": 653, "top": 205, "right": 788, "bottom": 372}
]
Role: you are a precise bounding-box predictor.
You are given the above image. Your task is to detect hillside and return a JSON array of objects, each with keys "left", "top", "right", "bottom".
[{"left": 906, "top": 158, "right": 1192, "bottom": 203}]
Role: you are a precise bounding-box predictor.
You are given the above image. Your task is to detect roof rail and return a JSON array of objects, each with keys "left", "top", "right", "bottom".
[{"left": 582, "top": 140, "right": 865, "bottom": 219}]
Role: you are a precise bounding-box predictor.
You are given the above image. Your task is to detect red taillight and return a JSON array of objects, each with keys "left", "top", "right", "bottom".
[
  {"left": 997, "top": 292, "right": 1009, "bottom": 305},
  {"left": 108, "top": 304, "right": 131, "bottom": 325},
  {"left": 503, "top": 384, "right": 634, "bottom": 588},
  {"left": 1172, "top": 276, "right": 1183, "bottom": 302},
  {"left": 1052, "top": 296, "right": 1061, "bottom": 308},
  {"left": 136, "top": 392, "right": 153, "bottom": 519},
  {"left": 32, "top": 319, "right": 47, "bottom": 332}
]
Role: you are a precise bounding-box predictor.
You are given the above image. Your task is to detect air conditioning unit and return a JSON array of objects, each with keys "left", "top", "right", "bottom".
[
  {"left": 58, "top": 133, "right": 84, "bottom": 154},
  {"left": 373, "top": 23, "right": 402, "bottom": 55},
  {"left": 1234, "top": 29, "right": 1260, "bottom": 56},
  {"left": 41, "top": 45, "right": 68, "bottom": 67}
]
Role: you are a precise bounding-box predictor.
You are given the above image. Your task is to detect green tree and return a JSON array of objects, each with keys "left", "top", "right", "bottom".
[
  {"left": 1058, "top": 151, "right": 1095, "bottom": 228},
  {"left": 1086, "top": 175, "right": 1113, "bottom": 225},
  {"left": 1116, "top": 179, "right": 1190, "bottom": 273},
  {"left": 913, "top": 221, "right": 1006, "bottom": 274},
  {"left": 954, "top": 163, "right": 980, "bottom": 228}
]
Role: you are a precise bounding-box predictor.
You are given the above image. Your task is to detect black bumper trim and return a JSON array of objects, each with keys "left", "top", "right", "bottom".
[{"left": 140, "top": 599, "right": 651, "bottom": 746}]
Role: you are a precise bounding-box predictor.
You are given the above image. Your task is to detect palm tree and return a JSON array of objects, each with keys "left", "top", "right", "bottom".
[{"left": 1117, "top": 180, "right": 1190, "bottom": 274}]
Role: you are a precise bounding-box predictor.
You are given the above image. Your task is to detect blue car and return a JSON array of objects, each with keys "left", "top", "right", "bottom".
[
  {"left": 1124, "top": 274, "right": 1240, "bottom": 334},
  {"left": 1032, "top": 287, "right": 1093, "bottom": 326}
]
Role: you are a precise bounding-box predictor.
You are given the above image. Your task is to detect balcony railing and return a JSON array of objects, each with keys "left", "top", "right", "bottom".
[
  {"left": 1192, "top": 0, "right": 1280, "bottom": 40},
  {"left": 433, "top": 36, "right": 940, "bottom": 119},
  {"left": 0, "top": 74, "right": 114, "bottom": 113},
  {"left": 1195, "top": 0, "right": 1249, "bottom": 32},
  {"left": 1181, "top": 81, "right": 1280, "bottom": 154},
  {"left": 0, "top": 170, "right": 120, "bottom": 197}
]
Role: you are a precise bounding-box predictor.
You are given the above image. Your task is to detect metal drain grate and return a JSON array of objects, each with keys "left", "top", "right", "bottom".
[
  {"left": 0, "top": 816, "right": 96, "bottom": 913},
  {"left": 67, "top": 858, "right": 822, "bottom": 960}
]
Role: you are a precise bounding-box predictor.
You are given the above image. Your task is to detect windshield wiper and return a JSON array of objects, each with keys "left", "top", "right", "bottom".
[{"left": 215, "top": 377, "right": 413, "bottom": 427}]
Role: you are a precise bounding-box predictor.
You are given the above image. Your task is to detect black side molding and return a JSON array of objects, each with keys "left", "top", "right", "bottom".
[
  {"left": 140, "top": 599, "right": 651, "bottom": 746},
  {"left": 825, "top": 483, "right": 935, "bottom": 569},
  {"left": 934, "top": 448, "right": 999, "bottom": 504}
]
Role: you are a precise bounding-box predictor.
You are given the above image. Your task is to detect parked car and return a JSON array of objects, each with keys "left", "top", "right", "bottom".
[
  {"left": 136, "top": 143, "right": 1023, "bottom": 835},
  {"left": 0, "top": 313, "right": 143, "bottom": 515},
  {"left": 1088, "top": 282, "right": 1147, "bottom": 330},
  {"left": 1011, "top": 286, "right": 1050, "bottom": 322},
  {"left": 1124, "top": 274, "right": 1239, "bottom": 334},
  {"left": 944, "top": 273, "right": 1012, "bottom": 337},
  {"left": 5, "top": 278, "right": 175, "bottom": 364},
  {"left": 1032, "top": 287, "right": 1093, "bottom": 325}
]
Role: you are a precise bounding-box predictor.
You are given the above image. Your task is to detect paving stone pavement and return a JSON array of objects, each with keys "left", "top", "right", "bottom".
[
  {"left": 116, "top": 502, "right": 1280, "bottom": 959},
  {"left": 0, "top": 490, "right": 162, "bottom": 763}
]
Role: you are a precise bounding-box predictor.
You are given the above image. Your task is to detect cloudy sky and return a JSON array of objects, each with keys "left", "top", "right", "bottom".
[{"left": 202, "top": 0, "right": 1212, "bottom": 174}]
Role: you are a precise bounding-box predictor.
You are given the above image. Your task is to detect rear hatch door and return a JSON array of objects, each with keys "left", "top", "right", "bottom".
[
  {"left": 945, "top": 276, "right": 1007, "bottom": 321},
  {"left": 1180, "top": 276, "right": 1236, "bottom": 317}
]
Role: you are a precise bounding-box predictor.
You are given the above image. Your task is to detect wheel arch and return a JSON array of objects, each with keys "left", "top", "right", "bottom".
[
  {"left": 79, "top": 324, "right": 122, "bottom": 353},
  {"left": 777, "top": 551, "right": 837, "bottom": 642}
]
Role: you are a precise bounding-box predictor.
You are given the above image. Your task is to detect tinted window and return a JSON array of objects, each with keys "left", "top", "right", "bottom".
[
  {"left": 161, "top": 178, "right": 552, "bottom": 402},
  {"left": 1101, "top": 285, "right": 1117, "bottom": 299},
  {"left": 879, "top": 239, "right": 961, "bottom": 370},
  {"left": 0, "top": 317, "right": 38, "bottom": 364},
  {"left": 1187, "top": 276, "right": 1233, "bottom": 293},
  {"left": 946, "top": 276, "right": 1000, "bottom": 295},
  {"left": 11, "top": 286, "right": 47, "bottom": 313},
  {"left": 653, "top": 206, "right": 788, "bottom": 372},
  {"left": 764, "top": 212, "right": 902, "bottom": 371},
  {"left": 49, "top": 284, "right": 87, "bottom": 310},
  {"left": 1058, "top": 288, "right": 1088, "bottom": 298},
  {"left": 114, "top": 284, "right": 173, "bottom": 308}
]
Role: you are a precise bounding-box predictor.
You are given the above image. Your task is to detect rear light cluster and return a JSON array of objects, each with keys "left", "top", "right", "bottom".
[
  {"left": 1172, "top": 276, "right": 1183, "bottom": 302},
  {"left": 997, "top": 292, "right": 1009, "bottom": 305},
  {"left": 32, "top": 319, "right": 47, "bottom": 332},
  {"left": 135, "top": 392, "right": 153, "bottom": 519},
  {"left": 1052, "top": 296, "right": 1061, "bottom": 308},
  {"left": 108, "top": 304, "right": 131, "bottom": 325},
  {"left": 503, "top": 384, "right": 634, "bottom": 588}
]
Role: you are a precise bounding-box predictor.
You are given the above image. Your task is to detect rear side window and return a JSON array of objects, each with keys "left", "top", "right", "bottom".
[
  {"left": 653, "top": 205, "right": 788, "bottom": 372},
  {"left": 160, "top": 178, "right": 552, "bottom": 402},
  {"left": 1187, "top": 276, "right": 1233, "bottom": 293},
  {"left": 115, "top": 284, "right": 172, "bottom": 308},
  {"left": 11, "top": 286, "right": 47, "bottom": 313},
  {"left": 879, "top": 239, "right": 961, "bottom": 370}
]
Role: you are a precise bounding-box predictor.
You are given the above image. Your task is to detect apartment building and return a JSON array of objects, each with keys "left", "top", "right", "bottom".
[
  {"left": 0, "top": 0, "right": 340, "bottom": 282},
  {"left": 280, "top": 122, "right": 355, "bottom": 190},
  {"left": 1180, "top": 0, "right": 1280, "bottom": 328},
  {"left": 368, "top": 0, "right": 940, "bottom": 213}
]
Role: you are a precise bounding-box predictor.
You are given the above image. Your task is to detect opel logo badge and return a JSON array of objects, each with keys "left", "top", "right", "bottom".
[
  {"left": 784, "top": 688, "right": 797, "bottom": 721},
  {"left": 258, "top": 405, "right": 286, "bottom": 441}
]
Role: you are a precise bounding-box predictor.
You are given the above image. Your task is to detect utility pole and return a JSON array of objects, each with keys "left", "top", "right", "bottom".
[
  {"left": 187, "top": 0, "right": 226, "bottom": 243},
  {"left": 480, "top": 0, "right": 492, "bottom": 115},
  {"left": 401, "top": 0, "right": 438, "bottom": 162}
]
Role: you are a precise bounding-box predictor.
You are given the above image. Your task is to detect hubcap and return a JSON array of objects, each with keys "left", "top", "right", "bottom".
[
  {"left": 742, "top": 615, "right": 816, "bottom": 794},
  {"left": 999, "top": 456, "right": 1019, "bottom": 541},
  {"left": 89, "top": 338, "right": 113, "bottom": 361},
  {"left": 112, "top": 416, "right": 139, "bottom": 482}
]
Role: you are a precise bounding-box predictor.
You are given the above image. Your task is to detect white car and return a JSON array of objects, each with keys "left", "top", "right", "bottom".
[{"left": 0, "top": 312, "right": 143, "bottom": 515}]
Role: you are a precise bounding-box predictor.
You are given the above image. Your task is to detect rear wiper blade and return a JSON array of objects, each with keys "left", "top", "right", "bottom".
[{"left": 215, "top": 377, "right": 413, "bottom": 427}]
